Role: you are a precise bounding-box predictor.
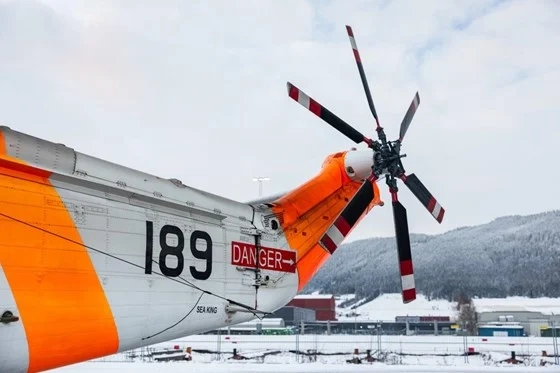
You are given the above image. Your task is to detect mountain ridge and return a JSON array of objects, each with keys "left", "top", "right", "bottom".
[{"left": 303, "top": 209, "right": 560, "bottom": 302}]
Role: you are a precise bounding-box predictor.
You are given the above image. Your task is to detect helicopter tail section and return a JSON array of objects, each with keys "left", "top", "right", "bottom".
[{"left": 269, "top": 149, "right": 381, "bottom": 291}]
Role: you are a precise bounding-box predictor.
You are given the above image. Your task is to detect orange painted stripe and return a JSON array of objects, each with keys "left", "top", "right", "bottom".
[
  {"left": 272, "top": 151, "right": 381, "bottom": 290},
  {"left": 0, "top": 131, "right": 119, "bottom": 372}
]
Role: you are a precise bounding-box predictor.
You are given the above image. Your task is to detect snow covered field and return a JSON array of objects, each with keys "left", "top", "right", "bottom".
[
  {"left": 150, "top": 334, "right": 557, "bottom": 356},
  {"left": 50, "top": 361, "right": 560, "bottom": 373},
  {"left": 48, "top": 334, "right": 560, "bottom": 372},
  {"left": 335, "top": 293, "right": 560, "bottom": 321}
]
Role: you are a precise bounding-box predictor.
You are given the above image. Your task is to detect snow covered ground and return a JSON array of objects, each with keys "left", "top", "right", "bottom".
[
  {"left": 474, "top": 297, "right": 560, "bottom": 315},
  {"left": 334, "top": 293, "right": 560, "bottom": 321},
  {"left": 49, "top": 334, "right": 560, "bottom": 372},
  {"left": 50, "top": 361, "right": 560, "bottom": 373},
  {"left": 336, "top": 293, "right": 457, "bottom": 320},
  {"left": 149, "top": 334, "right": 557, "bottom": 356}
]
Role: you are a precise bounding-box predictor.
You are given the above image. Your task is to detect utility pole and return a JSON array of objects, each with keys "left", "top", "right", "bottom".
[
  {"left": 463, "top": 321, "right": 469, "bottom": 363},
  {"left": 252, "top": 177, "right": 270, "bottom": 197},
  {"left": 552, "top": 313, "right": 559, "bottom": 365}
]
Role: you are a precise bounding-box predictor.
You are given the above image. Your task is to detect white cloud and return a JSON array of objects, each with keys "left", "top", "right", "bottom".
[{"left": 0, "top": 0, "right": 558, "bottom": 243}]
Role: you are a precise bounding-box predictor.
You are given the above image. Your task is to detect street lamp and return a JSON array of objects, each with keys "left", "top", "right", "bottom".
[{"left": 252, "top": 177, "right": 270, "bottom": 197}]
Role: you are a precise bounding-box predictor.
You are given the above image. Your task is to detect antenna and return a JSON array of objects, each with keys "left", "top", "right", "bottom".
[{"left": 252, "top": 177, "right": 271, "bottom": 197}]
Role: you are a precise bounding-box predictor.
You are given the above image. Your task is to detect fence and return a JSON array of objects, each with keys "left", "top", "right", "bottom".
[{"left": 90, "top": 329, "right": 560, "bottom": 367}]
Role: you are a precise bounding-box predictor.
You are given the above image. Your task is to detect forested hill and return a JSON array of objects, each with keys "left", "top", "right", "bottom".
[{"left": 303, "top": 210, "right": 560, "bottom": 302}]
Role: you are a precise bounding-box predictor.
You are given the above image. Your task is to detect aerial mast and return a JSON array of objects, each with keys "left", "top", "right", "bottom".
[{"left": 252, "top": 176, "right": 270, "bottom": 197}]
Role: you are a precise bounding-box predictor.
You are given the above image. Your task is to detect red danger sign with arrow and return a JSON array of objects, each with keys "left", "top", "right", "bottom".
[{"left": 231, "top": 241, "right": 296, "bottom": 273}]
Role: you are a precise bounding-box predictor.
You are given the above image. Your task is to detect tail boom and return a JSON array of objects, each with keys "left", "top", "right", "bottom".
[{"left": 269, "top": 149, "right": 381, "bottom": 290}]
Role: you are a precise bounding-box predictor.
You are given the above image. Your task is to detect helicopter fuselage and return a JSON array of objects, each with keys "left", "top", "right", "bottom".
[{"left": 0, "top": 126, "right": 378, "bottom": 373}]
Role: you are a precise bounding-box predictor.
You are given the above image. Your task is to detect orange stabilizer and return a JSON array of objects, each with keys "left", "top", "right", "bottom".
[{"left": 271, "top": 151, "right": 381, "bottom": 290}]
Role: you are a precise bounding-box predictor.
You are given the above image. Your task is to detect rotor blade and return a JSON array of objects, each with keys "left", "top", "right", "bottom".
[
  {"left": 319, "top": 175, "right": 377, "bottom": 254},
  {"left": 399, "top": 92, "right": 420, "bottom": 142},
  {"left": 391, "top": 191, "right": 416, "bottom": 304},
  {"left": 346, "top": 25, "right": 381, "bottom": 129},
  {"left": 400, "top": 173, "right": 445, "bottom": 223},
  {"left": 287, "top": 82, "right": 373, "bottom": 146}
]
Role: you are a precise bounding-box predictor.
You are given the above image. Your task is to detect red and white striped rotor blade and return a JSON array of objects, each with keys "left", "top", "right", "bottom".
[
  {"left": 287, "top": 82, "right": 374, "bottom": 147},
  {"left": 391, "top": 191, "right": 416, "bottom": 304},
  {"left": 399, "top": 92, "right": 420, "bottom": 143},
  {"left": 318, "top": 175, "right": 376, "bottom": 255},
  {"left": 400, "top": 173, "right": 445, "bottom": 223},
  {"left": 345, "top": 25, "right": 381, "bottom": 129}
]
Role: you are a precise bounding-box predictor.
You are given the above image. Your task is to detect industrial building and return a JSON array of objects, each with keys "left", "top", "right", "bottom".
[
  {"left": 293, "top": 319, "right": 455, "bottom": 336},
  {"left": 477, "top": 321, "right": 525, "bottom": 337},
  {"left": 477, "top": 311, "right": 560, "bottom": 337},
  {"left": 268, "top": 306, "right": 316, "bottom": 325},
  {"left": 286, "top": 294, "right": 337, "bottom": 321},
  {"left": 540, "top": 326, "right": 560, "bottom": 337},
  {"left": 263, "top": 295, "right": 455, "bottom": 335}
]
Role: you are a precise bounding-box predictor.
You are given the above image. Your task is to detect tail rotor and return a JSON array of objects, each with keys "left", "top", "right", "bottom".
[{"left": 287, "top": 25, "right": 446, "bottom": 303}]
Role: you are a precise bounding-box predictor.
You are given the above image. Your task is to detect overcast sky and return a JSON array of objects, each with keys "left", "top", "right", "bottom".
[{"left": 0, "top": 0, "right": 558, "bottom": 242}]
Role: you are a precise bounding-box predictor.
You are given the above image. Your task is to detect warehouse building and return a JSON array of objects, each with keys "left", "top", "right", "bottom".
[
  {"left": 540, "top": 326, "right": 560, "bottom": 337},
  {"left": 477, "top": 321, "right": 525, "bottom": 337},
  {"left": 268, "top": 306, "right": 316, "bottom": 326},
  {"left": 286, "top": 294, "right": 337, "bottom": 321},
  {"left": 477, "top": 310, "right": 560, "bottom": 337}
]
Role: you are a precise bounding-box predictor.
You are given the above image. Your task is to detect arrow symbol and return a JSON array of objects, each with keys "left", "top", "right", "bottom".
[{"left": 282, "top": 259, "right": 295, "bottom": 266}]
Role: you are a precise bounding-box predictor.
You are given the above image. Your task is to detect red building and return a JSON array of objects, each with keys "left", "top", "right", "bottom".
[{"left": 287, "top": 294, "right": 337, "bottom": 321}]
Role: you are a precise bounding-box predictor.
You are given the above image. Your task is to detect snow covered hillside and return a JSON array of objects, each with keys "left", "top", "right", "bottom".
[
  {"left": 305, "top": 210, "right": 560, "bottom": 301},
  {"left": 333, "top": 293, "right": 560, "bottom": 322}
]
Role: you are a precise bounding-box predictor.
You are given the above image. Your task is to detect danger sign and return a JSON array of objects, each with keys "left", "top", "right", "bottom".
[{"left": 231, "top": 241, "right": 296, "bottom": 273}]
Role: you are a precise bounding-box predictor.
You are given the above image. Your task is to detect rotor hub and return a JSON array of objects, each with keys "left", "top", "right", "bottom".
[{"left": 370, "top": 137, "right": 406, "bottom": 183}]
